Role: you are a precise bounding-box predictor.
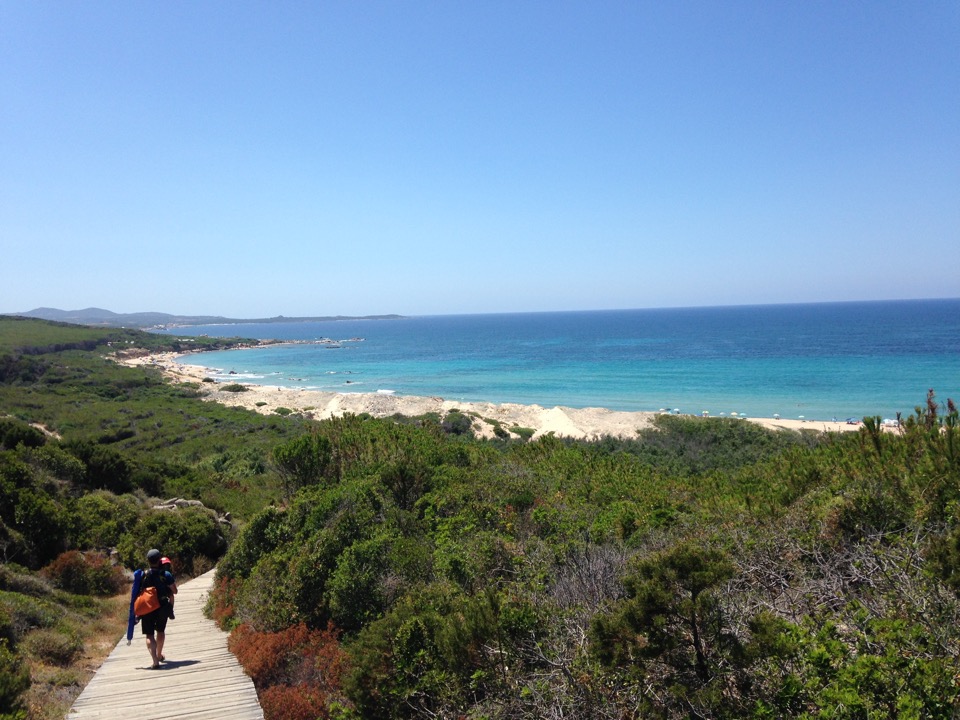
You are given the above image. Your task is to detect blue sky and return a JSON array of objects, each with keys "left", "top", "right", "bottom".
[{"left": 2, "top": 2, "right": 958, "bottom": 317}]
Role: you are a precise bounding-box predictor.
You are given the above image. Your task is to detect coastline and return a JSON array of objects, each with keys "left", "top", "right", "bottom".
[{"left": 117, "top": 351, "right": 868, "bottom": 440}]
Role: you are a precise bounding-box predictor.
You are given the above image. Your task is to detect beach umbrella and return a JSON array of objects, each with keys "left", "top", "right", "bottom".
[
  {"left": 798, "top": 415, "right": 805, "bottom": 420},
  {"left": 701, "top": 410, "right": 709, "bottom": 416},
  {"left": 773, "top": 413, "right": 780, "bottom": 419},
  {"left": 673, "top": 408, "right": 680, "bottom": 414},
  {"left": 730, "top": 412, "right": 738, "bottom": 417}
]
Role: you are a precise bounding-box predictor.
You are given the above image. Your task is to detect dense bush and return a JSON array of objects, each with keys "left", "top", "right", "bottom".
[
  {"left": 40, "top": 551, "right": 126, "bottom": 597},
  {"left": 70, "top": 491, "right": 141, "bottom": 550},
  {"left": 509, "top": 425, "right": 535, "bottom": 440},
  {"left": 0, "top": 638, "right": 30, "bottom": 717},
  {"left": 273, "top": 432, "right": 335, "bottom": 496},
  {"left": 221, "top": 383, "right": 249, "bottom": 392},
  {"left": 216, "top": 506, "right": 290, "bottom": 584},
  {"left": 0, "top": 419, "right": 46, "bottom": 451},
  {"left": 116, "top": 507, "right": 227, "bottom": 574},
  {"left": 927, "top": 523, "right": 960, "bottom": 595},
  {"left": 209, "top": 397, "right": 960, "bottom": 719},
  {"left": 344, "top": 583, "right": 544, "bottom": 719},
  {"left": 0, "top": 592, "right": 60, "bottom": 643},
  {"left": 64, "top": 441, "right": 132, "bottom": 494},
  {"left": 0, "top": 453, "right": 69, "bottom": 568},
  {"left": 440, "top": 410, "right": 473, "bottom": 436},
  {"left": 209, "top": 575, "right": 242, "bottom": 629},
  {"left": 18, "top": 444, "right": 86, "bottom": 486},
  {"left": 622, "top": 412, "right": 817, "bottom": 474},
  {"left": 0, "top": 565, "right": 52, "bottom": 599},
  {"left": 0, "top": 352, "right": 47, "bottom": 384},
  {"left": 228, "top": 622, "right": 348, "bottom": 719}
]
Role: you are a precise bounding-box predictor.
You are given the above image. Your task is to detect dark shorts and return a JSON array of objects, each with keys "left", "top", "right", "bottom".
[{"left": 140, "top": 605, "right": 169, "bottom": 636}]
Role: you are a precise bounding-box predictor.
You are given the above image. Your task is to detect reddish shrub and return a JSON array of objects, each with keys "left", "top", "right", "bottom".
[
  {"left": 210, "top": 575, "right": 241, "bottom": 629},
  {"left": 228, "top": 621, "right": 349, "bottom": 715},
  {"left": 259, "top": 683, "right": 330, "bottom": 720},
  {"left": 41, "top": 551, "right": 126, "bottom": 596}
]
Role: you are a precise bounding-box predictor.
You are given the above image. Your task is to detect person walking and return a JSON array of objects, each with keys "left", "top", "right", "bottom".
[{"left": 141, "top": 548, "right": 177, "bottom": 669}]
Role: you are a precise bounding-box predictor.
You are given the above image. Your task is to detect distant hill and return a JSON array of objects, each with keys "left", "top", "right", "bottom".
[{"left": 6, "top": 307, "right": 404, "bottom": 328}]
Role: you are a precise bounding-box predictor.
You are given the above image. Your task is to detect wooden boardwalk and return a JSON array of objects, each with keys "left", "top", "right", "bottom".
[{"left": 68, "top": 569, "right": 263, "bottom": 719}]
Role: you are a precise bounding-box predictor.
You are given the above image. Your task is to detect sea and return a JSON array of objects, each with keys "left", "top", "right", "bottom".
[{"left": 156, "top": 299, "right": 960, "bottom": 422}]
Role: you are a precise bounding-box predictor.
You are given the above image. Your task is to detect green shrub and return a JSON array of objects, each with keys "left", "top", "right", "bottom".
[
  {"left": 117, "top": 506, "right": 227, "bottom": 571},
  {"left": 235, "top": 555, "right": 299, "bottom": 631},
  {"left": 510, "top": 426, "right": 535, "bottom": 441},
  {"left": 70, "top": 491, "right": 142, "bottom": 549},
  {"left": 274, "top": 407, "right": 293, "bottom": 416},
  {"left": 22, "top": 628, "right": 83, "bottom": 666},
  {"left": 45, "top": 668, "right": 82, "bottom": 688},
  {"left": 0, "top": 419, "right": 46, "bottom": 451},
  {"left": 0, "top": 452, "right": 32, "bottom": 490},
  {"left": 220, "top": 383, "right": 248, "bottom": 393},
  {"left": 273, "top": 433, "right": 334, "bottom": 495},
  {"left": 9, "top": 486, "right": 69, "bottom": 568},
  {"left": 0, "top": 638, "right": 29, "bottom": 716},
  {"left": 217, "top": 506, "right": 290, "bottom": 582},
  {"left": 0, "top": 592, "right": 60, "bottom": 642},
  {"left": 0, "top": 564, "right": 52, "bottom": 598},
  {"left": 0, "top": 604, "right": 11, "bottom": 646},
  {"left": 18, "top": 444, "right": 86, "bottom": 485},
  {"left": 64, "top": 441, "right": 132, "bottom": 494},
  {"left": 591, "top": 542, "right": 736, "bottom": 680},
  {"left": 926, "top": 524, "right": 960, "bottom": 595},
  {"left": 327, "top": 535, "right": 391, "bottom": 633},
  {"left": 0, "top": 522, "right": 31, "bottom": 572},
  {"left": 344, "top": 584, "right": 519, "bottom": 719},
  {"left": 441, "top": 411, "right": 473, "bottom": 436}
]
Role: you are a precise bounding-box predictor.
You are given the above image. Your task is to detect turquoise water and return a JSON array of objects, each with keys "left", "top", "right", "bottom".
[{"left": 158, "top": 300, "right": 960, "bottom": 421}]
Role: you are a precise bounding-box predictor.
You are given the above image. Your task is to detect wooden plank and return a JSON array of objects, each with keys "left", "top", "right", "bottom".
[{"left": 67, "top": 569, "right": 263, "bottom": 719}]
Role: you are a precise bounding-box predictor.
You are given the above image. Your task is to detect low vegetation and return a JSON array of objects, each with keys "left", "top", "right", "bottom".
[
  {"left": 220, "top": 383, "right": 249, "bottom": 393},
  {"left": 2, "top": 316, "right": 959, "bottom": 718},
  {"left": 210, "top": 395, "right": 960, "bottom": 718}
]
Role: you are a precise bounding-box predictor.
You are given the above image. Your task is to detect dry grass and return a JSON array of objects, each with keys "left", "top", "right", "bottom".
[{"left": 23, "top": 592, "right": 129, "bottom": 720}]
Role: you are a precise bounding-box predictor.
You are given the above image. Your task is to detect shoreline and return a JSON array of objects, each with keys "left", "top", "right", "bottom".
[{"left": 116, "top": 351, "right": 870, "bottom": 440}]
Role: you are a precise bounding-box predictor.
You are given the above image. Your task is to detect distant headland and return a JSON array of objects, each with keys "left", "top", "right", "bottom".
[{"left": 4, "top": 307, "right": 404, "bottom": 329}]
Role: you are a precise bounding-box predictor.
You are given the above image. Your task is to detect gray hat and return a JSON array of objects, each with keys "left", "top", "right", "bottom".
[{"left": 146, "top": 549, "right": 161, "bottom": 564}]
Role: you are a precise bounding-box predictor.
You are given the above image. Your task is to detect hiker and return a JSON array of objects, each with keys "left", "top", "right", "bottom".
[{"left": 140, "top": 548, "right": 177, "bottom": 669}]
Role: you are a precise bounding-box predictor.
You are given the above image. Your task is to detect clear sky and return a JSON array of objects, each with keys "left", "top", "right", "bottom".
[{"left": 2, "top": 2, "right": 958, "bottom": 317}]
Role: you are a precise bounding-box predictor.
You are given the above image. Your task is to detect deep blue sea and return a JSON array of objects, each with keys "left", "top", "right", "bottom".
[{"left": 158, "top": 300, "right": 960, "bottom": 421}]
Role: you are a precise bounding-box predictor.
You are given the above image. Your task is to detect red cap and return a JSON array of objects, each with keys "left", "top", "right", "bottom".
[{"left": 160, "top": 557, "right": 171, "bottom": 565}]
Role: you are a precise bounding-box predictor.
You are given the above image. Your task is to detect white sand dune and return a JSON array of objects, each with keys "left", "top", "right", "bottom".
[{"left": 116, "top": 351, "right": 868, "bottom": 439}]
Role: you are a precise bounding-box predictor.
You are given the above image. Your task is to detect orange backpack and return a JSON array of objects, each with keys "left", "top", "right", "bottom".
[{"left": 134, "top": 585, "right": 160, "bottom": 617}]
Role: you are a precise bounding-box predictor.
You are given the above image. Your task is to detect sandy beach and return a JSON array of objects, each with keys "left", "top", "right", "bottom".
[{"left": 116, "top": 351, "right": 869, "bottom": 440}]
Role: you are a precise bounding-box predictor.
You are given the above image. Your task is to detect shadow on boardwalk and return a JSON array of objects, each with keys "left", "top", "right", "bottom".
[{"left": 68, "top": 568, "right": 263, "bottom": 719}]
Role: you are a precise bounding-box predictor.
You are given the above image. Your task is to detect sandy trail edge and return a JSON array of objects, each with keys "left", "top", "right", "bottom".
[{"left": 116, "top": 352, "right": 866, "bottom": 439}]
